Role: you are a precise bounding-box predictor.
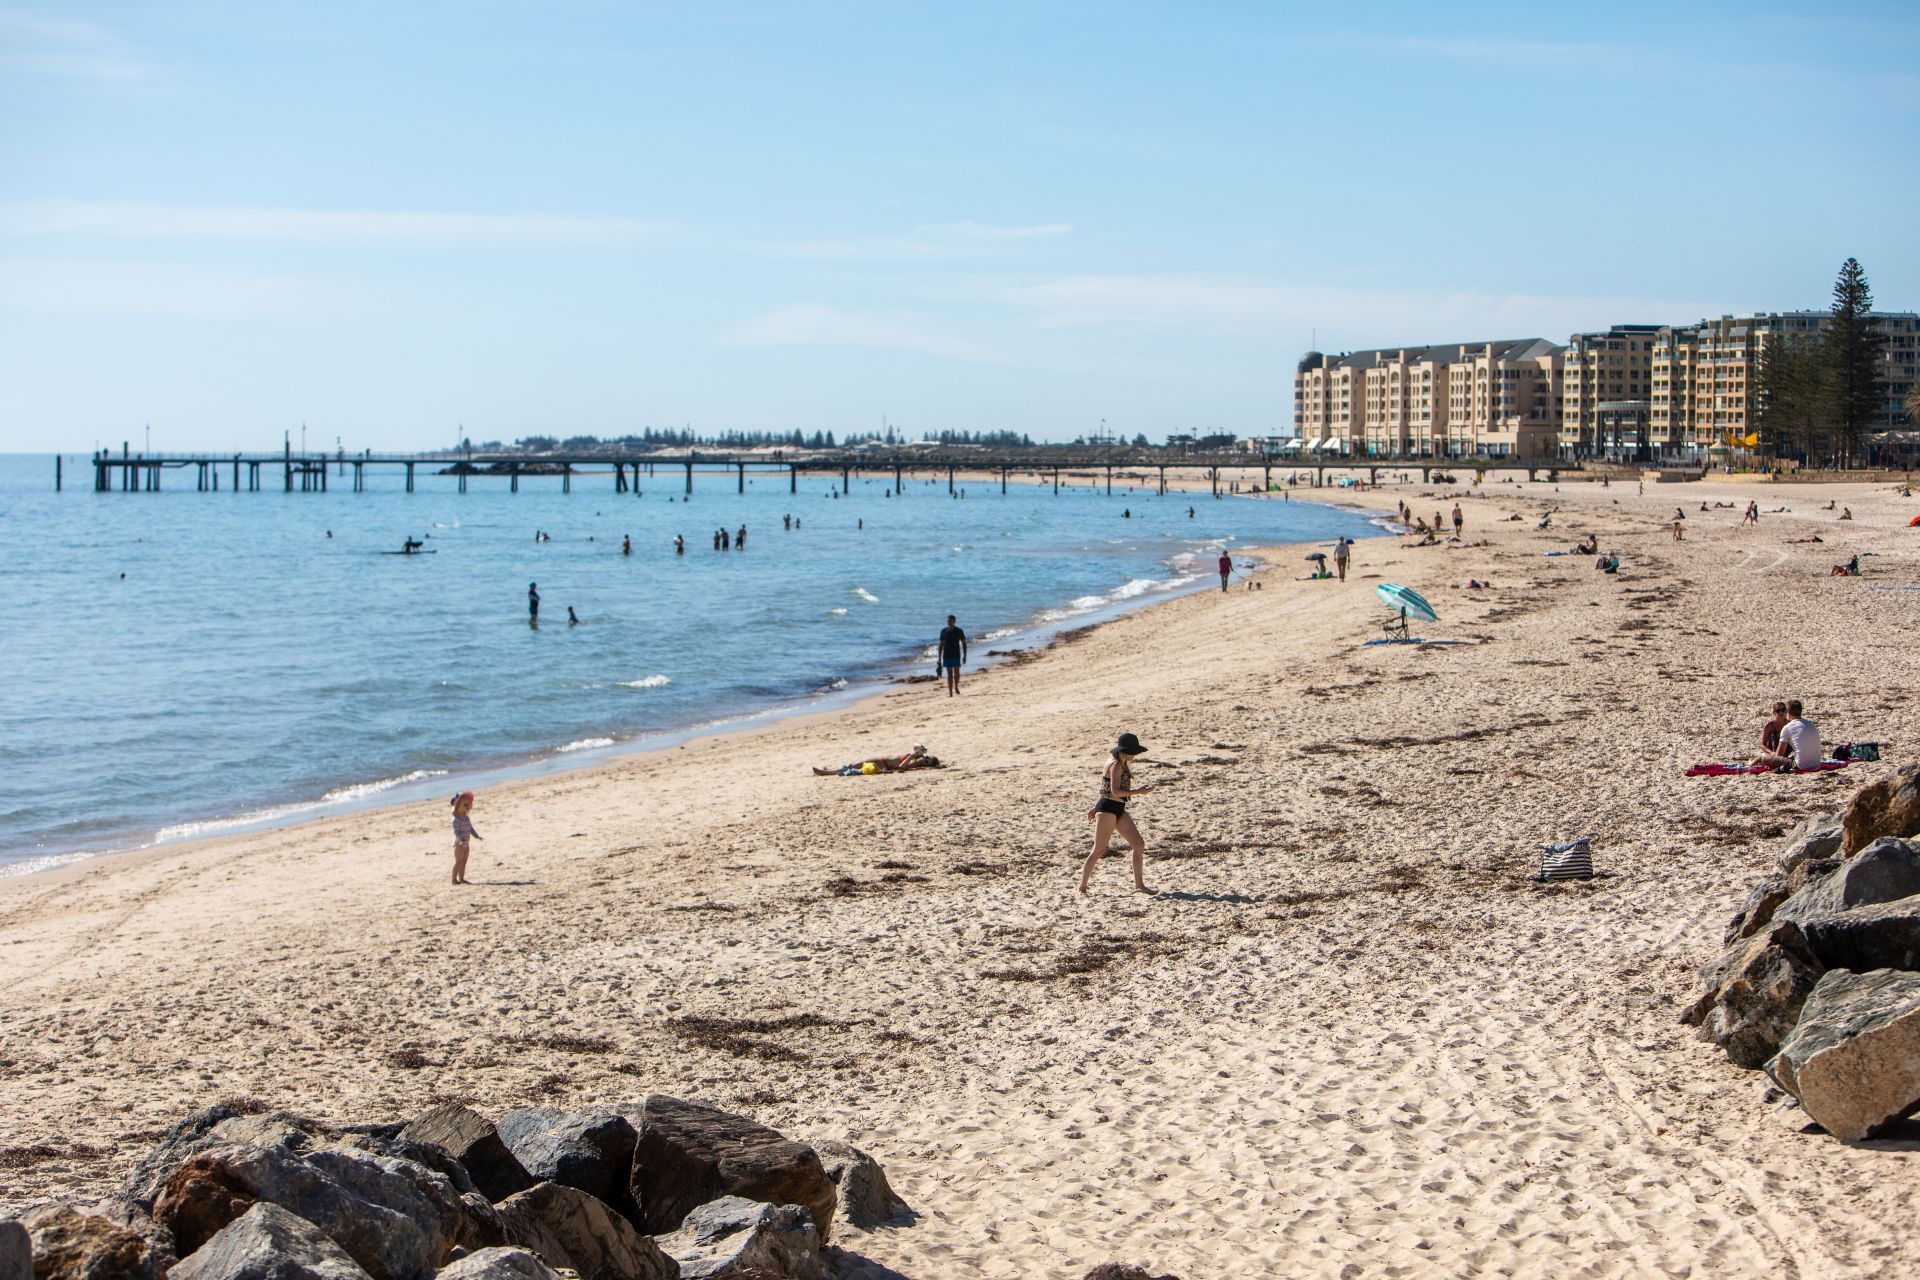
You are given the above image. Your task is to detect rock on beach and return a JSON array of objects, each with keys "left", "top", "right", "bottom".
[
  {"left": 168, "top": 1203, "right": 372, "bottom": 1280},
  {"left": 629, "top": 1098, "right": 835, "bottom": 1241},
  {"left": 1769, "top": 968, "right": 1920, "bottom": 1142},
  {"left": 652, "top": 1197, "right": 821, "bottom": 1280}
]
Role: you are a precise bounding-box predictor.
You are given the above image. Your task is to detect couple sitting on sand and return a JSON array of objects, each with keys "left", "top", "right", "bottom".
[
  {"left": 1753, "top": 700, "right": 1821, "bottom": 772},
  {"left": 813, "top": 745, "right": 941, "bottom": 776}
]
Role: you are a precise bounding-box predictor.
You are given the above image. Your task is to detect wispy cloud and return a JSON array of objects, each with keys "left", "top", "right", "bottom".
[
  {"left": 0, "top": 200, "right": 672, "bottom": 245},
  {"left": 1001, "top": 274, "right": 1723, "bottom": 344},
  {"left": 749, "top": 219, "right": 1072, "bottom": 261},
  {"left": 0, "top": 11, "right": 165, "bottom": 83},
  {"left": 728, "top": 304, "right": 1006, "bottom": 363},
  {"left": 0, "top": 259, "right": 383, "bottom": 319}
]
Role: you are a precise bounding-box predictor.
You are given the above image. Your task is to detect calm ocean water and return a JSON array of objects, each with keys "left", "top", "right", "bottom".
[{"left": 0, "top": 453, "right": 1378, "bottom": 873}]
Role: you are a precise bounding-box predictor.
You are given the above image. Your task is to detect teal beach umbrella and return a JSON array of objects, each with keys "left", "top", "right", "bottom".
[{"left": 1374, "top": 583, "right": 1438, "bottom": 623}]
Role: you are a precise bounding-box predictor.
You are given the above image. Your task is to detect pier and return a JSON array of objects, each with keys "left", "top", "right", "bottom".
[{"left": 73, "top": 443, "right": 1573, "bottom": 497}]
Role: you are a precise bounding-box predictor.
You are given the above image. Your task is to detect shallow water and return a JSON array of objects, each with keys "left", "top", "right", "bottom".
[{"left": 0, "top": 453, "right": 1378, "bottom": 870}]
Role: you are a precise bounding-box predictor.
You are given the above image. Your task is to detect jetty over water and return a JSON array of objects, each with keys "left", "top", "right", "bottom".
[{"left": 70, "top": 443, "right": 1575, "bottom": 496}]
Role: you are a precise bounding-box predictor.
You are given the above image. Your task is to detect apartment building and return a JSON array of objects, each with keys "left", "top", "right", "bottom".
[
  {"left": 1294, "top": 338, "right": 1565, "bottom": 458},
  {"left": 1560, "top": 325, "right": 1661, "bottom": 457}
]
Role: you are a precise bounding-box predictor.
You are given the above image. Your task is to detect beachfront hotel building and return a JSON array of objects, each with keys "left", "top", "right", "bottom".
[
  {"left": 1295, "top": 310, "right": 1917, "bottom": 463},
  {"left": 1638, "top": 311, "right": 1920, "bottom": 458},
  {"left": 1293, "top": 339, "right": 1565, "bottom": 459}
]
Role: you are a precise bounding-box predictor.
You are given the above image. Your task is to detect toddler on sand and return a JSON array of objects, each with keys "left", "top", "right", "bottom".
[{"left": 450, "top": 790, "right": 481, "bottom": 885}]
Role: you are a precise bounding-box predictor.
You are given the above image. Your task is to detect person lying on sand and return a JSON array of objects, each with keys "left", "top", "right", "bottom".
[
  {"left": 813, "top": 746, "right": 940, "bottom": 776},
  {"left": 1786, "top": 535, "right": 1824, "bottom": 544}
]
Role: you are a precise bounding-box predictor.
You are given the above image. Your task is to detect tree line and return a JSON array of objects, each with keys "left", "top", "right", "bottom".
[{"left": 1755, "top": 258, "right": 1893, "bottom": 468}]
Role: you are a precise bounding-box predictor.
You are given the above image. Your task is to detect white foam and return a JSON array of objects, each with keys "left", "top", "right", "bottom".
[
  {"left": 1069, "top": 595, "right": 1106, "bottom": 609},
  {"left": 851, "top": 587, "right": 879, "bottom": 603},
  {"left": 557, "top": 737, "right": 616, "bottom": 753},
  {"left": 0, "top": 850, "right": 96, "bottom": 878},
  {"left": 826, "top": 607, "right": 849, "bottom": 617},
  {"left": 984, "top": 627, "right": 1019, "bottom": 641},
  {"left": 322, "top": 769, "right": 448, "bottom": 804},
  {"left": 616, "top": 675, "right": 672, "bottom": 689}
]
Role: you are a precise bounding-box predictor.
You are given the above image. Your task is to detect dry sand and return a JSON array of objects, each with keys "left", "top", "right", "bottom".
[{"left": 5, "top": 473, "right": 1920, "bottom": 1277}]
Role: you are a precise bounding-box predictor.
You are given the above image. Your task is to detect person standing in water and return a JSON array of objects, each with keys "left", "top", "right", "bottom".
[
  {"left": 622, "top": 535, "right": 631, "bottom": 556},
  {"left": 527, "top": 582, "right": 540, "bottom": 624},
  {"left": 449, "top": 790, "right": 481, "bottom": 885},
  {"left": 736, "top": 525, "right": 747, "bottom": 549},
  {"left": 567, "top": 606, "right": 580, "bottom": 626},
  {"left": 938, "top": 614, "right": 967, "bottom": 697},
  {"left": 674, "top": 534, "right": 685, "bottom": 555},
  {"left": 1080, "top": 733, "right": 1153, "bottom": 895},
  {"left": 1217, "top": 551, "right": 1232, "bottom": 592}
]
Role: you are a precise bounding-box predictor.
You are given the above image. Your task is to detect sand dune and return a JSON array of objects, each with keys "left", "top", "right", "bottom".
[{"left": 5, "top": 474, "right": 1920, "bottom": 1277}]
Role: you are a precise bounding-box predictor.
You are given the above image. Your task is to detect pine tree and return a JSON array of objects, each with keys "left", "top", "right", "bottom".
[{"left": 1825, "top": 257, "right": 1886, "bottom": 468}]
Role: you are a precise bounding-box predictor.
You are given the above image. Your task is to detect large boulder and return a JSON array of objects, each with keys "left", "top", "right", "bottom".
[
  {"left": 122, "top": 1108, "right": 318, "bottom": 1211},
  {"left": 628, "top": 1098, "right": 834, "bottom": 1241},
  {"left": 808, "top": 1142, "right": 909, "bottom": 1231},
  {"left": 652, "top": 1197, "right": 821, "bottom": 1280},
  {"left": 1779, "top": 811, "right": 1845, "bottom": 872},
  {"left": 21, "top": 1204, "right": 172, "bottom": 1280},
  {"left": 434, "top": 1249, "right": 567, "bottom": 1280},
  {"left": 0, "top": 1221, "right": 29, "bottom": 1280},
  {"left": 1682, "top": 921, "right": 1825, "bottom": 1068},
  {"left": 496, "top": 1110, "right": 635, "bottom": 1217},
  {"left": 1803, "top": 896, "right": 1920, "bottom": 973},
  {"left": 169, "top": 1203, "right": 370, "bottom": 1280},
  {"left": 1769, "top": 968, "right": 1920, "bottom": 1141},
  {"left": 152, "top": 1142, "right": 463, "bottom": 1280},
  {"left": 492, "top": 1183, "right": 674, "bottom": 1280},
  {"left": 1724, "top": 875, "right": 1791, "bottom": 945},
  {"left": 1843, "top": 766, "right": 1920, "bottom": 856},
  {"left": 1776, "top": 839, "right": 1920, "bottom": 927},
  {"left": 399, "top": 1105, "right": 533, "bottom": 1206}
]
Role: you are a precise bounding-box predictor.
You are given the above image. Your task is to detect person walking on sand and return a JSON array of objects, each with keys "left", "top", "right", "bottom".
[
  {"left": 1333, "top": 536, "right": 1351, "bottom": 582},
  {"left": 1218, "top": 551, "right": 1232, "bottom": 592},
  {"left": 449, "top": 790, "right": 481, "bottom": 885},
  {"left": 1451, "top": 504, "right": 1463, "bottom": 538},
  {"left": 938, "top": 614, "right": 968, "bottom": 696},
  {"left": 1080, "top": 733, "right": 1154, "bottom": 895}
]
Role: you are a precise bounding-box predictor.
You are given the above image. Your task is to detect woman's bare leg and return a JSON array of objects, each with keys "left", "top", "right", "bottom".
[
  {"left": 1117, "top": 814, "right": 1152, "bottom": 893},
  {"left": 453, "top": 842, "right": 469, "bottom": 885},
  {"left": 1079, "top": 814, "right": 1117, "bottom": 893}
]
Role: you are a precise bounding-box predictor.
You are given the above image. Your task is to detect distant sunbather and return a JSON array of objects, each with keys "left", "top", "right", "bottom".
[
  {"left": 813, "top": 745, "right": 940, "bottom": 776},
  {"left": 1831, "top": 556, "right": 1860, "bottom": 577},
  {"left": 1574, "top": 533, "right": 1598, "bottom": 555}
]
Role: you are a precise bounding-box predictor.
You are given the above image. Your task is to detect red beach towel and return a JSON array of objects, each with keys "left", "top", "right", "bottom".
[{"left": 1685, "top": 761, "right": 1848, "bottom": 777}]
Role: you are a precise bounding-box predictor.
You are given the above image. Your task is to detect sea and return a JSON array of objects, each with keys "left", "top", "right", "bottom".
[{"left": 0, "top": 452, "right": 1380, "bottom": 874}]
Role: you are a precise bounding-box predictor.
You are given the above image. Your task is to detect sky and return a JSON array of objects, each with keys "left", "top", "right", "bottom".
[{"left": 3, "top": 1, "right": 1918, "bottom": 451}]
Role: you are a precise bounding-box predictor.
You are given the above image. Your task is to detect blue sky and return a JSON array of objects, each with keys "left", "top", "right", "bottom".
[{"left": 3, "top": 1, "right": 1917, "bottom": 450}]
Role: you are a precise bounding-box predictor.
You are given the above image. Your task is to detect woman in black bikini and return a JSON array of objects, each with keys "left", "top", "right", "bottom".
[{"left": 1079, "top": 733, "right": 1154, "bottom": 895}]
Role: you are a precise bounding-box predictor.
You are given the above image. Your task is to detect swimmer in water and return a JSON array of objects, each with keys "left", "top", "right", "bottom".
[
  {"left": 528, "top": 582, "right": 540, "bottom": 623},
  {"left": 622, "top": 535, "right": 631, "bottom": 556},
  {"left": 674, "top": 534, "right": 685, "bottom": 555},
  {"left": 567, "top": 606, "right": 580, "bottom": 626}
]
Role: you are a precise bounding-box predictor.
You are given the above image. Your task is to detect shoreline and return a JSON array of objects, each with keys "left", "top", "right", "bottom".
[{"left": 1, "top": 483, "right": 1371, "bottom": 880}]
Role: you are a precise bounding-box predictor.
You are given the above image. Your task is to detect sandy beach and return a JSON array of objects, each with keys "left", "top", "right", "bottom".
[{"left": 6, "top": 473, "right": 1920, "bottom": 1278}]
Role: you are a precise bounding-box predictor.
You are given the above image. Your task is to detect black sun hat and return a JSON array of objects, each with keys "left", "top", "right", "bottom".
[{"left": 1113, "top": 732, "right": 1147, "bottom": 757}]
